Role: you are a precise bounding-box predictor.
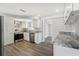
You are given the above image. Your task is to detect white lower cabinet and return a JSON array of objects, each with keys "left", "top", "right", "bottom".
[
  {"left": 24, "top": 32, "right": 29, "bottom": 41},
  {"left": 54, "top": 44, "right": 79, "bottom": 56},
  {"left": 24, "top": 32, "right": 42, "bottom": 44},
  {"left": 35, "top": 33, "right": 42, "bottom": 44}
]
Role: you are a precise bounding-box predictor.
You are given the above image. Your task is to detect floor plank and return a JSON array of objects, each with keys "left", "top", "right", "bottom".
[{"left": 4, "top": 40, "right": 53, "bottom": 56}]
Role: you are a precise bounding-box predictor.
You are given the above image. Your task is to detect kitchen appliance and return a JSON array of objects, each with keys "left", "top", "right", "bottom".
[{"left": 29, "top": 33, "right": 35, "bottom": 43}]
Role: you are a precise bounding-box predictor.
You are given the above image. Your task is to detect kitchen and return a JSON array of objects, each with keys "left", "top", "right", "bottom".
[
  {"left": 1, "top": 3, "right": 79, "bottom": 56},
  {"left": 14, "top": 18, "right": 42, "bottom": 43},
  {"left": 3, "top": 16, "right": 52, "bottom": 56}
]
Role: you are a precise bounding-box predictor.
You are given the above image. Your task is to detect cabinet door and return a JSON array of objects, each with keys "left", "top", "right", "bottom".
[
  {"left": 24, "top": 33, "right": 29, "bottom": 41},
  {"left": 64, "top": 3, "right": 73, "bottom": 23},
  {"left": 73, "top": 3, "right": 79, "bottom": 11},
  {"left": 35, "top": 33, "right": 42, "bottom": 44},
  {"left": 33, "top": 19, "right": 41, "bottom": 28}
]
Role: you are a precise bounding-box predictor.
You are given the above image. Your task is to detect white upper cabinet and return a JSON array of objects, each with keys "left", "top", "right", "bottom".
[
  {"left": 64, "top": 3, "right": 73, "bottom": 23},
  {"left": 64, "top": 3, "right": 79, "bottom": 25},
  {"left": 73, "top": 3, "right": 79, "bottom": 11},
  {"left": 33, "top": 19, "right": 41, "bottom": 29}
]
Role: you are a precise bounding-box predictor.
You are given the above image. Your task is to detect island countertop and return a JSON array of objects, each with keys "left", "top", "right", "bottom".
[{"left": 54, "top": 32, "right": 79, "bottom": 50}]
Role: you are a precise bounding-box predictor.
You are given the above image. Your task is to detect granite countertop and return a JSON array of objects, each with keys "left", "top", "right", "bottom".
[
  {"left": 14, "top": 31, "right": 27, "bottom": 34},
  {"left": 29, "top": 30, "right": 41, "bottom": 33},
  {"left": 54, "top": 32, "right": 79, "bottom": 49},
  {"left": 14, "top": 30, "right": 41, "bottom": 34},
  {"left": 15, "top": 28, "right": 41, "bottom": 34}
]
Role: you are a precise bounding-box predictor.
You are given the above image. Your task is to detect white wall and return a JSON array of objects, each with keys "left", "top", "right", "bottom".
[
  {"left": 44, "top": 19, "right": 53, "bottom": 38},
  {"left": 44, "top": 17, "right": 73, "bottom": 41},
  {"left": 3, "top": 16, "right": 14, "bottom": 45}
]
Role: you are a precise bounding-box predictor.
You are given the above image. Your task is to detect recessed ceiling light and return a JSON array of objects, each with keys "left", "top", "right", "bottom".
[
  {"left": 34, "top": 16, "right": 39, "bottom": 19},
  {"left": 34, "top": 15, "right": 40, "bottom": 19},
  {"left": 56, "top": 9, "right": 59, "bottom": 12}
]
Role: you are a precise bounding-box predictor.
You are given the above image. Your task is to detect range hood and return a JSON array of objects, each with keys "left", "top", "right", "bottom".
[{"left": 65, "top": 10, "right": 79, "bottom": 25}]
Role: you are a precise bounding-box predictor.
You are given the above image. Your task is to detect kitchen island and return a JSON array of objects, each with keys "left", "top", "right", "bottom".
[{"left": 53, "top": 32, "right": 79, "bottom": 56}]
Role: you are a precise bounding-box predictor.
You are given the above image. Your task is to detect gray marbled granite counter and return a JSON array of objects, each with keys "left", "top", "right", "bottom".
[{"left": 54, "top": 32, "right": 79, "bottom": 49}]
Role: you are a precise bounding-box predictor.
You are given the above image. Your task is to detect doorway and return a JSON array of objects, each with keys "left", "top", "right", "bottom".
[{"left": 48, "top": 23, "right": 52, "bottom": 36}]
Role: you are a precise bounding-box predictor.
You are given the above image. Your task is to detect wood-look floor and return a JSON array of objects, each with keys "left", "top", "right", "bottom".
[{"left": 4, "top": 40, "right": 53, "bottom": 56}]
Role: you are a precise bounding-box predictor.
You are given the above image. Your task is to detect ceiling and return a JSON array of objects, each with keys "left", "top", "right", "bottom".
[{"left": 0, "top": 3, "right": 65, "bottom": 18}]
